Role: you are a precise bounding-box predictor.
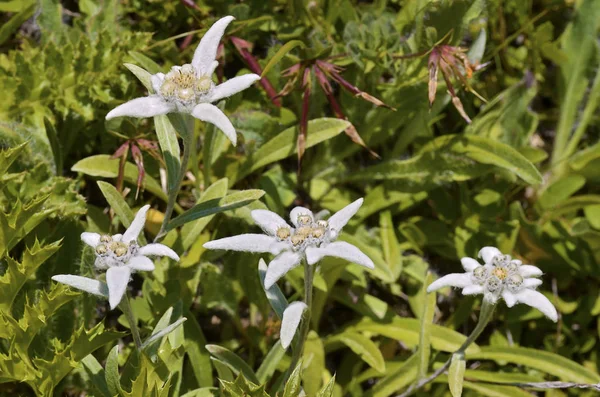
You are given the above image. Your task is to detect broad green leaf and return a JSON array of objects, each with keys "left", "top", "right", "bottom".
[
  {"left": 466, "top": 346, "right": 600, "bottom": 384},
  {"left": 434, "top": 376, "right": 533, "bottom": 397},
  {"left": 419, "top": 135, "right": 543, "bottom": 185},
  {"left": 105, "top": 345, "right": 122, "bottom": 397},
  {"left": 0, "top": 3, "right": 35, "bottom": 45},
  {"left": 127, "top": 51, "right": 162, "bottom": 74},
  {"left": 0, "top": 141, "right": 28, "bottom": 175},
  {"left": 302, "top": 331, "right": 325, "bottom": 395},
  {"left": 326, "top": 331, "right": 385, "bottom": 373},
  {"left": 261, "top": 40, "right": 306, "bottom": 77},
  {"left": 417, "top": 272, "right": 436, "bottom": 379},
  {"left": 244, "top": 118, "right": 350, "bottom": 177},
  {"left": 124, "top": 63, "right": 154, "bottom": 92},
  {"left": 205, "top": 345, "right": 260, "bottom": 385},
  {"left": 282, "top": 360, "right": 303, "bottom": 397},
  {"left": 448, "top": 353, "right": 466, "bottom": 397},
  {"left": 258, "top": 258, "right": 288, "bottom": 319},
  {"left": 379, "top": 211, "right": 402, "bottom": 279},
  {"left": 180, "top": 388, "right": 219, "bottom": 397},
  {"left": 316, "top": 375, "right": 336, "bottom": 397},
  {"left": 81, "top": 354, "right": 112, "bottom": 397},
  {"left": 181, "top": 178, "right": 228, "bottom": 250},
  {"left": 154, "top": 114, "right": 182, "bottom": 191},
  {"left": 167, "top": 189, "right": 265, "bottom": 230},
  {"left": 538, "top": 174, "right": 586, "bottom": 209},
  {"left": 256, "top": 341, "right": 286, "bottom": 384},
  {"left": 72, "top": 155, "right": 174, "bottom": 207},
  {"left": 97, "top": 181, "right": 147, "bottom": 245},
  {"left": 352, "top": 317, "right": 480, "bottom": 354},
  {"left": 184, "top": 311, "right": 213, "bottom": 387},
  {"left": 369, "top": 354, "right": 419, "bottom": 397}
]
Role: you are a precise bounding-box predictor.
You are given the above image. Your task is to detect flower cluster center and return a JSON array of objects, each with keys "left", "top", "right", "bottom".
[
  {"left": 472, "top": 255, "right": 524, "bottom": 294},
  {"left": 94, "top": 235, "right": 137, "bottom": 267},
  {"left": 276, "top": 215, "right": 330, "bottom": 251},
  {"left": 159, "top": 64, "right": 213, "bottom": 104}
]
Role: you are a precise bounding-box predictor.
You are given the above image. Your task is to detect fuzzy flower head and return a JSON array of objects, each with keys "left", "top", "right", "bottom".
[
  {"left": 105, "top": 16, "right": 260, "bottom": 146},
  {"left": 427, "top": 246, "right": 558, "bottom": 322},
  {"left": 53, "top": 205, "right": 179, "bottom": 309},
  {"left": 204, "top": 198, "right": 374, "bottom": 289}
]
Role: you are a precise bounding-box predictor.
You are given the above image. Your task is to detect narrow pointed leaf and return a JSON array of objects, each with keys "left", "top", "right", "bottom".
[
  {"left": 205, "top": 344, "right": 260, "bottom": 385},
  {"left": 261, "top": 40, "right": 306, "bottom": 77}
]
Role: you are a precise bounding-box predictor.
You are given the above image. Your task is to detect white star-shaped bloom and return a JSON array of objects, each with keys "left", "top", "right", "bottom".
[
  {"left": 427, "top": 246, "right": 558, "bottom": 322},
  {"left": 203, "top": 198, "right": 374, "bottom": 289},
  {"left": 52, "top": 205, "right": 179, "bottom": 309},
  {"left": 105, "top": 16, "right": 260, "bottom": 146}
]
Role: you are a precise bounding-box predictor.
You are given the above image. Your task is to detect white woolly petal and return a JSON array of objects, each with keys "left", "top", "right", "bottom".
[
  {"left": 105, "top": 96, "right": 174, "bottom": 119},
  {"left": 192, "top": 16, "right": 235, "bottom": 73},
  {"left": 513, "top": 289, "right": 558, "bottom": 322},
  {"left": 52, "top": 275, "right": 109, "bottom": 298},
  {"left": 502, "top": 290, "right": 517, "bottom": 307},
  {"left": 151, "top": 73, "right": 165, "bottom": 93},
  {"left": 203, "top": 234, "right": 286, "bottom": 255},
  {"left": 127, "top": 255, "right": 156, "bottom": 272},
  {"left": 427, "top": 273, "right": 472, "bottom": 293},
  {"left": 112, "top": 234, "right": 123, "bottom": 242},
  {"left": 305, "top": 241, "right": 374, "bottom": 269},
  {"left": 289, "top": 206, "right": 314, "bottom": 227},
  {"left": 251, "top": 209, "right": 290, "bottom": 236},
  {"left": 462, "top": 285, "right": 484, "bottom": 295},
  {"left": 519, "top": 265, "right": 543, "bottom": 278},
  {"left": 264, "top": 251, "right": 303, "bottom": 289},
  {"left": 123, "top": 205, "right": 150, "bottom": 243},
  {"left": 280, "top": 302, "right": 307, "bottom": 349},
  {"left": 106, "top": 266, "right": 132, "bottom": 310},
  {"left": 206, "top": 60, "right": 219, "bottom": 76},
  {"left": 478, "top": 246, "right": 502, "bottom": 264},
  {"left": 327, "top": 198, "right": 363, "bottom": 237},
  {"left": 484, "top": 292, "right": 500, "bottom": 304},
  {"left": 209, "top": 74, "right": 260, "bottom": 102},
  {"left": 138, "top": 243, "right": 180, "bottom": 261},
  {"left": 523, "top": 278, "right": 543, "bottom": 288},
  {"left": 461, "top": 257, "right": 480, "bottom": 272},
  {"left": 81, "top": 232, "right": 101, "bottom": 248},
  {"left": 191, "top": 103, "right": 236, "bottom": 146}
]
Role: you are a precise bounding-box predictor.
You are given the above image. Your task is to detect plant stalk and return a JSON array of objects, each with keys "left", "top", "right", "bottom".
[
  {"left": 398, "top": 299, "right": 496, "bottom": 397},
  {"left": 285, "top": 260, "right": 315, "bottom": 383},
  {"left": 154, "top": 117, "right": 194, "bottom": 242},
  {"left": 121, "top": 292, "right": 142, "bottom": 350}
]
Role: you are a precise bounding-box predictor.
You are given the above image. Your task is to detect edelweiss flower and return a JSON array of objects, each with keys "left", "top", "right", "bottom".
[
  {"left": 427, "top": 246, "right": 558, "bottom": 322},
  {"left": 204, "top": 198, "right": 374, "bottom": 289},
  {"left": 52, "top": 205, "right": 179, "bottom": 309},
  {"left": 105, "top": 16, "right": 260, "bottom": 146}
]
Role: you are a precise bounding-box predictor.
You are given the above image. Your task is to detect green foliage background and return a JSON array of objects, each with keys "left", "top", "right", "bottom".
[{"left": 0, "top": 0, "right": 599, "bottom": 395}]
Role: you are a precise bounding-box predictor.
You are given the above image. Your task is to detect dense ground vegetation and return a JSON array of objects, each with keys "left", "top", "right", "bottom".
[{"left": 0, "top": 0, "right": 599, "bottom": 396}]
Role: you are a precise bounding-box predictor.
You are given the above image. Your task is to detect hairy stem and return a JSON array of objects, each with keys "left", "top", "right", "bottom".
[
  {"left": 121, "top": 292, "right": 142, "bottom": 350},
  {"left": 285, "top": 260, "right": 315, "bottom": 383},
  {"left": 398, "top": 299, "right": 496, "bottom": 397},
  {"left": 154, "top": 116, "right": 194, "bottom": 242}
]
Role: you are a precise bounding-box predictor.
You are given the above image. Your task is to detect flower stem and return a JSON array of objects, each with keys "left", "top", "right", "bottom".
[
  {"left": 285, "top": 260, "right": 315, "bottom": 383},
  {"left": 154, "top": 116, "right": 194, "bottom": 242},
  {"left": 120, "top": 292, "right": 142, "bottom": 350},
  {"left": 397, "top": 299, "right": 496, "bottom": 397}
]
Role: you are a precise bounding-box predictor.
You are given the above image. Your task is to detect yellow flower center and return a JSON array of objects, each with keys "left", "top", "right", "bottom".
[
  {"left": 492, "top": 267, "right": 508, "bottom": 280},
  {"left": 297, "top": 214, "right": 311, "bottom": 225},
  {"left": 291, "top": 234, "right": 305, "bottom": 246},
  {"left": 276, "top": 227, "right": 291, "bottom": 240},
  {"left": 100, "top": 234, "right": 112, "bottom": 243},
  {"left": 159, "top": 64, "right": 212, "bottom": 102},
  {"left": 295, "top": 226, "right": 312, "bottom": 237},
  {"left": 311, "top": 227, "right": 325, "bottom": 239},
  {"left": 95, "top": 244, "right": 107, "bottom": 255}
]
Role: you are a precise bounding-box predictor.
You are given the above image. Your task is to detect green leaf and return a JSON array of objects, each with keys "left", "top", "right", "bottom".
[
  {"left": 0, "top": 141, "right": 28, "bottom": 175},
  {"left": 81, "top": 354, "right": 112, "bottom": 397},
  {"left": 326, "top": 330, "right": 386, "bottom": 373},
  {"left": 105, "top": 345, "right": 123, "bottom": 397},
  {"left": 167, "top": 189, "right": 265, "bottom": 230},
  {"left": 258, "top": 258, "right": 288, "bottom": 319},
  {"left": 466, "top": 346, "right": 600, "bottom": 384},
  {"left": 0, "top": 3, "right": 35, "bottom": 45},
  {"left": 302, "top": 331, "right": 325, "bottom": 395},
  {"left": 97, "top": 181, "right": 147, "bottom": 245},
  {"left": 282, "top": 360, "right": 303, "bottom": 397},
  {"left": 154, "top": 115, "right": 181, "bottom": 192},
  {"left": 261, "top": 40, "right": 306, "bottom": 77},
  {"left": 243, "top": 118, "right": 350, "bottom": 177},
  {"left": 72, "top": 155, "right": 174, "bottom": 207},
  {"left": 127, "top": 51, "right": 162, "bottom": 74},
  {"left": 184, "top": 310, "right": 213, "bottom": 387},
  {"left": 448, "top": 353, "right": 466, "bottom": 397},
  {"left": 352, "top": 317, "right": 480, "bottom": 354},
  {"left": 181, "top": 178, "right": 228, "bottom": 250},
  {"left": 434, "top": 376, "right": 533, "bottom": 397},
  {"left": 124, "top": 63, "right": 154, "bottom": 92},
  {"left": 369, "top": 354, "right": 419, "bottom": 397},
  {"left": 419, "top": 135, "right": 543, "bottom": 185},
  {"left": 316, "top": 375, "right": 336, "bottom": 397},
  {"left": 180, "top": 388, "right": 219, "bottom": 397},
  {"left": 538, "top": 174, "right": 586, "bottom": 209},
  {"left": 417, "top": 272, "right": 436, "bottom": 379},
  {"left": 205, "top": 345, "right": 260, "bottom": 385},
  {"left": 256, "top": 341, "right": 286, "bottom": 384}
]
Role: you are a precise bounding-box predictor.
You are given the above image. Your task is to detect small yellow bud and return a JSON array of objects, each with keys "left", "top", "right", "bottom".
[
  {"left": 100, "top": 235, "right": 112, "bottom": 243},
  {"left": 311, "top": 227, "right": 325, "bottom": 239},
  {"left": 317, "top": 220, "right": 328, "bottom": 228},
  {"left": 196, "top": 76, "right": 212, "bottom": 93},
  {"left": 295, "top": 226, "right": 312, "bottom": 236},
  {"left": 291, "top": 234, "right": 305, "bottom": 246},
  {"left": 276, "top": 227, "right": 291, "bottom": 240},
  {"left": 160, "top": 81, "right": 177, "bottom": 97},
  {"left": 297, "top": 214, "right": 311, "bottom": 225},
  {"left": 114, "top": 245, "right": 128, "bottom": 257},
  {"left": 492, "top": 267, "right": 508, "bottom": 280},
  {"left": 95, "top": 244, "right": 107, "bottom": 255}
]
